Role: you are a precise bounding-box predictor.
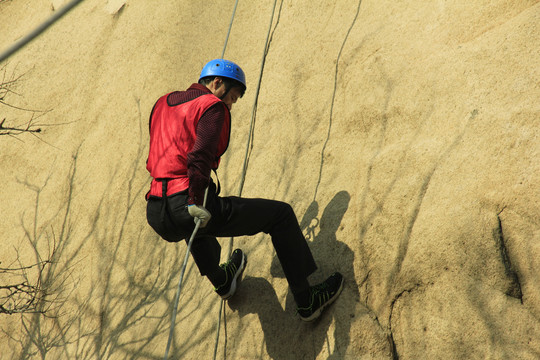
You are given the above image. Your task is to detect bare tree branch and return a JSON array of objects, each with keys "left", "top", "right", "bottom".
[
  {"left": 0, "top": 252, "right": 55, "bottom": 315},
  {"left": 0, "top": 64, "right": 48, "bottom": 137}
]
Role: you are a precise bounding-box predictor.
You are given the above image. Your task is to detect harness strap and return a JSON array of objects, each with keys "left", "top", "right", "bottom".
[
  {"left": 212, "top": 169, "right": 221, "bottom": 195},
  {"left": 160, "top": 179, "right": 169, "bottom": 222}
]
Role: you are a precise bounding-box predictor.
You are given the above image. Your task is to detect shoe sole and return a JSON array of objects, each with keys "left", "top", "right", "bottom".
[
  {"left": 220, "top": 253, "right": 247, "bottom": 300},
  {"left": 299, "top": 277, "right": 344, "bottom": 322}
]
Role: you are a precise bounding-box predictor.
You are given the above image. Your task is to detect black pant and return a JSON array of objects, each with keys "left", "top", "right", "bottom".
[{"left": 146, "top": 182, "right": 317, "bottom": 287}]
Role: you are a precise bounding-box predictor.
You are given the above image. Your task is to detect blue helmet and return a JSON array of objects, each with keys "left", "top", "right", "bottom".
[{"left": 199, "top": 59, "right": 246, "bottom": 90}]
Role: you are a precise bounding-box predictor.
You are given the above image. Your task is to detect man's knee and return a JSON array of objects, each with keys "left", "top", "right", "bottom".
[
  {"left": 269, "top": 201, "right": 299, "bottom": 233},
  {"left": 278, "top": 201, "right": 295, "bottom": 218}
]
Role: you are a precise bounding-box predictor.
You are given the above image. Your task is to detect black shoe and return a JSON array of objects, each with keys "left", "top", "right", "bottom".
[
  {"left": 297, "top": 272, "right": 344, "bottom": 322},
  {"left": 214, "top": 249, "right": 247, "bottom": 300}
]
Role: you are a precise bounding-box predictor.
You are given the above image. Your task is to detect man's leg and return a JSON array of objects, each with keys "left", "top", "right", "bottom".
[
  {"left": 205, "top": 193, "right": 344, "bottom": 320},
  {"left": 205, "top": 195, "right": 317, "bottom": 288},
  {"left": 147, "top": 190, "right": 248, "bottom": 299},
  {"left": 189, "top": 234, "right": 247, "bottom": 299},
  {"left": 189, "top": 234, "right": 222, "bottom": 284}
]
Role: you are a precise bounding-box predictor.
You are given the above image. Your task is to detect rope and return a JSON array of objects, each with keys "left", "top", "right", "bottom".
[
  {"left": 212, "top": 0, "right": 240, "bottom": 357},
  {"left": 162, "top": 1, "right": 241, "bottom": 357},
  {"left": 0, "top": 0, "right": 85, "bottom": 64},
  {"left": 220, "top": 0, "right": 240, "bottom": 59},
  {"left": 213, "top": 0, "right": 278, "bottom": 358},
  {"left": 163, "top": 0, "right": 277, "bottom": 357},
  {"left": 234, "top": 0, "right": 277, "bottom": 200},
  {"left": 163, "top": 188, "right": 209, "bottom": 360}
]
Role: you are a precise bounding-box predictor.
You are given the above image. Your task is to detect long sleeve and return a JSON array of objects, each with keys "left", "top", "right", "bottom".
[{"left": 186, "top": 103, "right": 226, "bottom": 205}]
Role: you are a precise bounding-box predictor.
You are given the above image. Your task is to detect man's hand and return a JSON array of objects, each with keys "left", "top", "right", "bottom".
[{"left": 188, "top": 205, "right": 211, "bottom": 228}]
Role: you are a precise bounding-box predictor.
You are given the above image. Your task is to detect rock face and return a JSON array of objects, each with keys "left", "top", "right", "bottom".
[{"left": 1, "top": 0, "right": 539, "bottom": 359}]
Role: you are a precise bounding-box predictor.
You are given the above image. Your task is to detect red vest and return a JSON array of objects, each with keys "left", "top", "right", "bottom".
[{"left": 146, "top": 93, "right": 230, "bottom": 197}]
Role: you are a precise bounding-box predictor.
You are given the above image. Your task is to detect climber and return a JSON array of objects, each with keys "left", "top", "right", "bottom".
[{"left": 145, "top": 58, "right": 343, "bottom": 321}]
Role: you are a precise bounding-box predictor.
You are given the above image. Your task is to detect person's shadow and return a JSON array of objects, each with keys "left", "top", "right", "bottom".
[{"left": 228, "top": 191, "right": 358, "bottom": 359}]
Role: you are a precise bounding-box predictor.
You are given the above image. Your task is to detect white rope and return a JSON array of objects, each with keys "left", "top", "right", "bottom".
[
  {"left": 213, "top": 0, "right": 278, "bottom": 358},
  {"left": 234, "top": 0, "right": 277, "bottom": 200},
  {"left": 220, "top": 0, "right": 240, "bottom": 59},
  {"left": 163, "top": 188, "right": 208, "bottom": 360},
  {"left": 212, "top": 0, "right": 240, "bottom": 357},
  {"left": 162, "top": 0, "right": 241, "bottom": 357},
  {"left": 163, "top": 0, "right": 278, "bottom": 357},
  {"left": 0, "top": 0, "right": 85, "bottom": 63}
]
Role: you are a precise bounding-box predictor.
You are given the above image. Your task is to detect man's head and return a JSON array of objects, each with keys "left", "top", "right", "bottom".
[{"left": 199, "top": 59, "right": 246, "bottom": 110}]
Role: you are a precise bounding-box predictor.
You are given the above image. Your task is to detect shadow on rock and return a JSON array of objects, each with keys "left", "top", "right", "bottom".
[
  {"left": 228, "top": 276, "right": 336, "bottom": 359},
  {"left": 253, "top": 190, "right": 358, "bottom": 358}
]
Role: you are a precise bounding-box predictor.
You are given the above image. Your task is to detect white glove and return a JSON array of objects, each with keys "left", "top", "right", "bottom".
[{"left": 188, "top": 205, "right": 211, "bottom": 228}]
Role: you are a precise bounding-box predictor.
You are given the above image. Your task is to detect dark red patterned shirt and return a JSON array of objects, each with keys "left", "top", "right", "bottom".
[{"left": 167, "top": 84, "right": 226, "bottom": 205}]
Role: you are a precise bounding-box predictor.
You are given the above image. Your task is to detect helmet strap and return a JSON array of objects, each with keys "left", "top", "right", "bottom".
[
  {"left": 217, "top": 79, "right": 231, "bottom": 100},
  {"left": 219, "top": 87, "right": 231, "bottom": 100}
]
